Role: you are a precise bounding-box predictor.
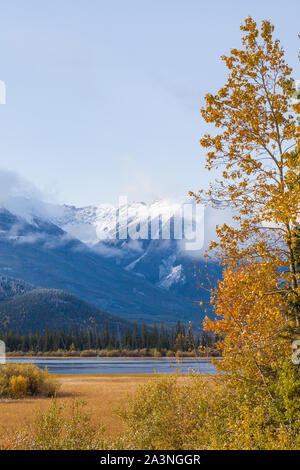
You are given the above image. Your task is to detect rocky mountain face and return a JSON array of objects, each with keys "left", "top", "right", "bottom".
[
  {"left": 51, "top": 199, "right": 224, "bottom": 301},
  {"left": 0, "top": 202, "right": 210, "bottom": 327}
]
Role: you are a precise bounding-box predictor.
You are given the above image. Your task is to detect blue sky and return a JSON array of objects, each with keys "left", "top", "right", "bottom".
[{"left": 0, "top": 0, "right": 299, "bottom": 206}]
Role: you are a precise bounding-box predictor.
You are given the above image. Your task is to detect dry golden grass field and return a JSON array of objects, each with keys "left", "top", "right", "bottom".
[
  {"left": 0, "top": 373, "right": 213, "bottom": 445},
  {"left": 0, "top": 374, "right": 154, "bottom": 441}
]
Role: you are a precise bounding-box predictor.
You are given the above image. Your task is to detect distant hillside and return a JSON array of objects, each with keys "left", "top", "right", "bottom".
[
  {"left": 0, "top": 274, "right": 34, "bottom": 300},
  {"left": 0, "top": 275, "right": 132, "bottom": 334}
]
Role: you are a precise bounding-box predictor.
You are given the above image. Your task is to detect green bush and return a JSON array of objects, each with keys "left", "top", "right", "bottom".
[{"left": 0, "top": 362, "right": 59, "bottom": 398}]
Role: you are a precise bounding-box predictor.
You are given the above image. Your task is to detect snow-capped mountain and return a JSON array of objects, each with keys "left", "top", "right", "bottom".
[
  {"left": 49, "top": 198, "right": 227, "bottom": 298},
  {"left": 0, "top": 196, "right": 229, "bottom": 325},
  {"left": 0, "top": 202, "right": 208, "bottom": 326}
]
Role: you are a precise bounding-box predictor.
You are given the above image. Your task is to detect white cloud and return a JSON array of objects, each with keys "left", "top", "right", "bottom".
[{"left": 0, "top": 168, "right": 65, "bottom": 222}]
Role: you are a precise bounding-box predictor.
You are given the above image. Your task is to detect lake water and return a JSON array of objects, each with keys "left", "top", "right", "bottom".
[{"left": 8, "top": 357, "right": 218, "bottom": 375}]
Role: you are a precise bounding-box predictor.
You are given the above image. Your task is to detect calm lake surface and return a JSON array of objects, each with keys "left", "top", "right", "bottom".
[{"left": 9, "top": 358, "right": 218, "bottom": 375}]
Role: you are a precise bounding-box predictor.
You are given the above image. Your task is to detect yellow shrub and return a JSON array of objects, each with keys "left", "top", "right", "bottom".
[
  {"left": 9, "top": 375, "right": 28, "bottom": 398},
  {"left": 0, "top": 363, "right": 59, "bottom": 398}
]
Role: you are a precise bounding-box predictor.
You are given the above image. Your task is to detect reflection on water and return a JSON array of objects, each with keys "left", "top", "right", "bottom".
[{"left": 9, "top": 358, "right": 218, "bottom": 375}]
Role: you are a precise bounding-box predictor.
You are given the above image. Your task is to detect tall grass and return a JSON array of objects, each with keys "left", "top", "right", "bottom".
[{"left": 1, "top": 399, "right": 106, "bottom": 450}]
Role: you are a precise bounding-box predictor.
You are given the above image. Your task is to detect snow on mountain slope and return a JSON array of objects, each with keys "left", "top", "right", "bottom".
[
  {"left": 0, "top": 196, "right": 228, "bottom": 302},
  {"left": 52, "top": 199, "right": 187, "bottom": 247},
  {"left": 49, "top": 198, "right": 228, "bottom": 297},
  {"left": 0, "top": 206, "right": 205, "bottom": 326}
]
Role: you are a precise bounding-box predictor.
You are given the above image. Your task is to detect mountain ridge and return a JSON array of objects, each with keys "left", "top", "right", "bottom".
[
  {"left": 0, "top": 274, "right": 133, "bottom": 334},
  {"left": 50, "top": 199, "right": 224, "bottom": 301},
  {"left": 0, "top": 205, "right": 206, "bottom": 326}
]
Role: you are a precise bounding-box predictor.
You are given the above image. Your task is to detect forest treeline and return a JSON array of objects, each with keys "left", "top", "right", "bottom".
[{"left": 0, "top": 321, "right": 218, "bottom": 357}]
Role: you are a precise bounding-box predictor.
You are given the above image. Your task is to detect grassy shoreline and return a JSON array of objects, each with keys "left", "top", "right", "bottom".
[{"left": 6, "top": 355, "right": 220, "bottom": 360}]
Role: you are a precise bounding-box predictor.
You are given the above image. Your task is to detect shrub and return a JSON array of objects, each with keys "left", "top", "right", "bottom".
[
  {"left": 80, "top": 350, "right": 97, "bottom": 357},
  {"left": 0, "top": 363, "right": 59, "bottom": 398},
  {"left": 175, "top": 350, "right": 183, "bottom": 358},
  {"left": 9, "top": 375, "right": 28, "bottom": 398},
  {"left": 152, "top": 349, "right": 162, "bottom": 358},
  {"left": 116, "top": 374, "right": 212, "bottom": 450},
  {"left": 64, "top": 350, "right": 80, "bottom": 357},
  {"left": 139, "top": 348, "right": 150, "bottom": 357},
  {"left": 117, "top": 363, "right": 300, "bottom": 450},
  {"left": 166, "top": 350, "right": 175, "bottom": 357}
]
